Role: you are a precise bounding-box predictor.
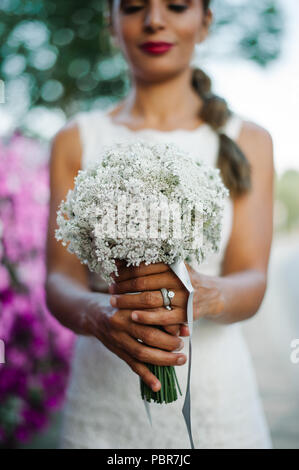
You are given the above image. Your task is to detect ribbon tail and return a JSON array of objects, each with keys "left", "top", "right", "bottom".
[
  {"left": 182, "top": 292, "right": 195, "bottom": 449},
  {"left": 143, "top": 397, "right": 152, "bottom": 427},
  {"left": 170, "top": 259, "right": 195, "bottom": 450},
  {"left": 141, "top": 259, "right": 195, "bottom": 448}
]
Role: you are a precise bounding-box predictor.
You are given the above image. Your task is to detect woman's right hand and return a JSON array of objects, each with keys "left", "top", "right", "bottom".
[{"left": 83, "top": 298, "right": 187, "bottom": 392}]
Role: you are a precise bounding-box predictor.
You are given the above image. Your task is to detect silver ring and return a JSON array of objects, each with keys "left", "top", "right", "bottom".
[{"left": 160, "top": 288, "right": 175, "bottom": 311}]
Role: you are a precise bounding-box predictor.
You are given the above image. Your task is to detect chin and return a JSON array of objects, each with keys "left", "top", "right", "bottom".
[{"left": 132, "top": 61, "right": 187, "bottom": 83}]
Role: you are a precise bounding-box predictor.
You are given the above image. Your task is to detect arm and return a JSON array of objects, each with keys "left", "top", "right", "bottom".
[
  {"left": 190, "top": 120, "right": 275, "bottom": 324},
  {"left": 109, "top": 121, "right": 274, "bottom": 328},
  {"left": 45, "top": 121, "right": 102, "bottom": 335}
]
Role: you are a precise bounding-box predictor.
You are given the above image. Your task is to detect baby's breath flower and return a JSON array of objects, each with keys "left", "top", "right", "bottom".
[{"left": 55, "top": 140, "right": 228, "bottom": 285}]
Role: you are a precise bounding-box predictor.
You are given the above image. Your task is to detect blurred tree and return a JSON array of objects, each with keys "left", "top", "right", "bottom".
[{"left": 0, "top": 0, "right": 284, "bottom": 118}]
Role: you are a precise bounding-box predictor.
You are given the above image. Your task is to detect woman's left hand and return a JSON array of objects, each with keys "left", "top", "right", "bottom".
[{"left": 109, "top": 261, "right": 191, "bottom": 337}]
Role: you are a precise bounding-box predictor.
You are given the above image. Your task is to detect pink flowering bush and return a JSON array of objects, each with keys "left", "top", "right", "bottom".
[{"left": 0, "top": 131, "right": 75, "bottom": 448}]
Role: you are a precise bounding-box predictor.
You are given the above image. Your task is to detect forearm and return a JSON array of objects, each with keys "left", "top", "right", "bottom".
[
  {"left": 45, "top": 271, "right": 108, "bottom": 335},
  {"left": 191, "top": 268, "right": 267, "bottom": 324}
]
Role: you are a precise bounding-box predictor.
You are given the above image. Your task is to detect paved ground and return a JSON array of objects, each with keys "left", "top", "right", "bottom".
[{"left": 242, "top": 230, "right": 299, "bottom": 449}]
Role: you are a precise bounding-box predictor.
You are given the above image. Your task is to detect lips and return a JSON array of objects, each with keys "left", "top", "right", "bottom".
[{"left": 139, "top": 41, "right": 174, "bottom": 55}]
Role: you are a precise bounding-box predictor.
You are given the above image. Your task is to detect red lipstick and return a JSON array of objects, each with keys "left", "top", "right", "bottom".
[{"left": 139, "top": 41, "right": 174, "bottom": 55}]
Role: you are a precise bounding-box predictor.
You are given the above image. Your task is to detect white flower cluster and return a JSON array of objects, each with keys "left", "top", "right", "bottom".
[{"left": 55, "top": 140, "right": 229, "bottom": 285}]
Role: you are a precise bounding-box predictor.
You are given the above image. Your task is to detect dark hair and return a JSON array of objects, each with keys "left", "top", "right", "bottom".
[
  {"left": 191, "top": 68, "right": 251, "bottom": 198},
  {"left": 107, "top": 0, "right": 252, "bottom": 198}
]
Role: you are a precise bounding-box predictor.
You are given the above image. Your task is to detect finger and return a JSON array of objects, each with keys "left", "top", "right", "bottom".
[
  {"left": 129, "top": 323, "right": 184, "bottom": 352},
  {"left": 108, "top": 284, "right": 115, "bottom": 294},
  {"left": 110, "top": 290, "right": 162, "bottom": 310},
  {"left": 180, "top": 324, "right": 190, "bottom": 336},
  {"left": 131, "top": 307, "right": 187, "bottom": 326},
  {"left": 112, "top": 261, "right": 170, "bottom": 283},
  {"left": 110, "top": 289, "right": 187, "bottom": 309},
  {"left": 118, "top": 331, "right": 187, "bottom": 367},
  {"left": 163, "top": 325, "right": 180, "bottom": 336},
  {"left": 129, "top": 358, "right": 162, "bottom": 392},
  {"left": 112, "top": 271, "right": 183, "bottom": 294},
  {"left": 101, "top": 336, "right": 162, "bottom": 392}
]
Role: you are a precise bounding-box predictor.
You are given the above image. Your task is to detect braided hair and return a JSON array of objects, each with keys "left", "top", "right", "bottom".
[
  {"left": 191, "top": 67, "right": 251, "bottom": 197},
  {"left": 107, "top": 0, "right": 252, "bottom": 198}
]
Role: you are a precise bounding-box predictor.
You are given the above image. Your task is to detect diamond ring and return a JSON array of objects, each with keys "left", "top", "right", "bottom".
[{"left": 160, "top": 288, "right": 175, "bottom": 311}]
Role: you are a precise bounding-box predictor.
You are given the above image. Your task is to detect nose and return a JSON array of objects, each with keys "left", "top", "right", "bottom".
[{"left": 143, "top": 3, "right": 166, "bottom": 32}]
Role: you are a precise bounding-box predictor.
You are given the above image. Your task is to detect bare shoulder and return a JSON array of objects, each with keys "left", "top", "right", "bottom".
[
  {"left": 236, "top": 119, "right": 274, "bottom": 172},
  {"left": 50, "top": 118, "right": 82, "bottom": 173}
]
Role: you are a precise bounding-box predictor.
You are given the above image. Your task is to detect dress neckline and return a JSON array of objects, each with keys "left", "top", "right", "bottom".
[{"left": 101, "top": 107, "right": 210, "bottom": 136}]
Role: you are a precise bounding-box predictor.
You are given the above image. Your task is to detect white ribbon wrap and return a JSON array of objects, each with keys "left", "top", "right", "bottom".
[{"left": 143, "top": 258, "right": 195, "bottom": 449}]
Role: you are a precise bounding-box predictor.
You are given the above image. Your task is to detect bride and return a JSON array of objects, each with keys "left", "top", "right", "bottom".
[{"left": 46, "top": 0, "right": 274, "bottom": 449}]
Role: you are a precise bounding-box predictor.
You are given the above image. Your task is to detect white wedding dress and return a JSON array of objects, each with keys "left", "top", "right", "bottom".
[{"left": 59, "top": 107, "right": 273, "bottom": 449}]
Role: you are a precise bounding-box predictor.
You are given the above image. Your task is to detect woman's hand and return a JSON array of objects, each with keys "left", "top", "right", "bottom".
[
  {"left": 109, "top": 260, "right": 225, "bottom": 328},
  {"left": 109, "top": 261, "right": 191, "bottom": 335},
  {"left": 185, "top": 263, "right": 225, "bottom": 320},
  {"left": 83, "top": 295, "right": 187, "bottom": 393}
]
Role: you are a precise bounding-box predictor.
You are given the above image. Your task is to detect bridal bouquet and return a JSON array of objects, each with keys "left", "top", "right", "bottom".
[{"left": 55, "top": 140, "right": 228, "bottom": 408}]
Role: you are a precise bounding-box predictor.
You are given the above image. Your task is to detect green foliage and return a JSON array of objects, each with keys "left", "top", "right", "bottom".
[
  {"left": 275, "top": 170, "right": 299, "bottom": 232},
  {"left": 212, "top": 0, "right": 284, "bottom": 66},
  {"left": 0, "top": 0, "right": 284, "bottom": 116},
  {"left": 0, "top": 0, "right": 129, "bottom": 116}
]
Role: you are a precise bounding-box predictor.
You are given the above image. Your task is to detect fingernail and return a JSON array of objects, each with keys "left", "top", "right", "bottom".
[
  {"left": 131, "top": 312, "right": 138, "bottom": 321},
  {"left": 174, "top": 341, "right": 184, "bottom": 352},
  {"left": 110, "top": 296, "right": 117, "bottom": 307},
  {"left": 177, "top": 356, "right": 186, "bottom": 365},
  {"left": 152, "top": 381, "right": 160, "bottom": 391}
]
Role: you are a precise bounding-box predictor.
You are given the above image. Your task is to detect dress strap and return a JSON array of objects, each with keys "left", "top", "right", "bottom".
[
  {"left": 72, "top": 110, "right": 107, "bottom": 170},
  {"left": 219, "top": 112, "right": 243, "bottom": 142}
]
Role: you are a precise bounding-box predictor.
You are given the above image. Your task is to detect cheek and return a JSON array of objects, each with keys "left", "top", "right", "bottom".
[
  {"left": 173, "top": 15, "right": 202, "bottom": 48},
  {"left": 115, "top": 19, "right": 140, "bottom": 56}
]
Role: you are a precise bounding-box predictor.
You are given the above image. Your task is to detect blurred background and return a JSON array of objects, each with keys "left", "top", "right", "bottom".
[{"left": 0, "top": 0, "right": 298, "bottom": 449}]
